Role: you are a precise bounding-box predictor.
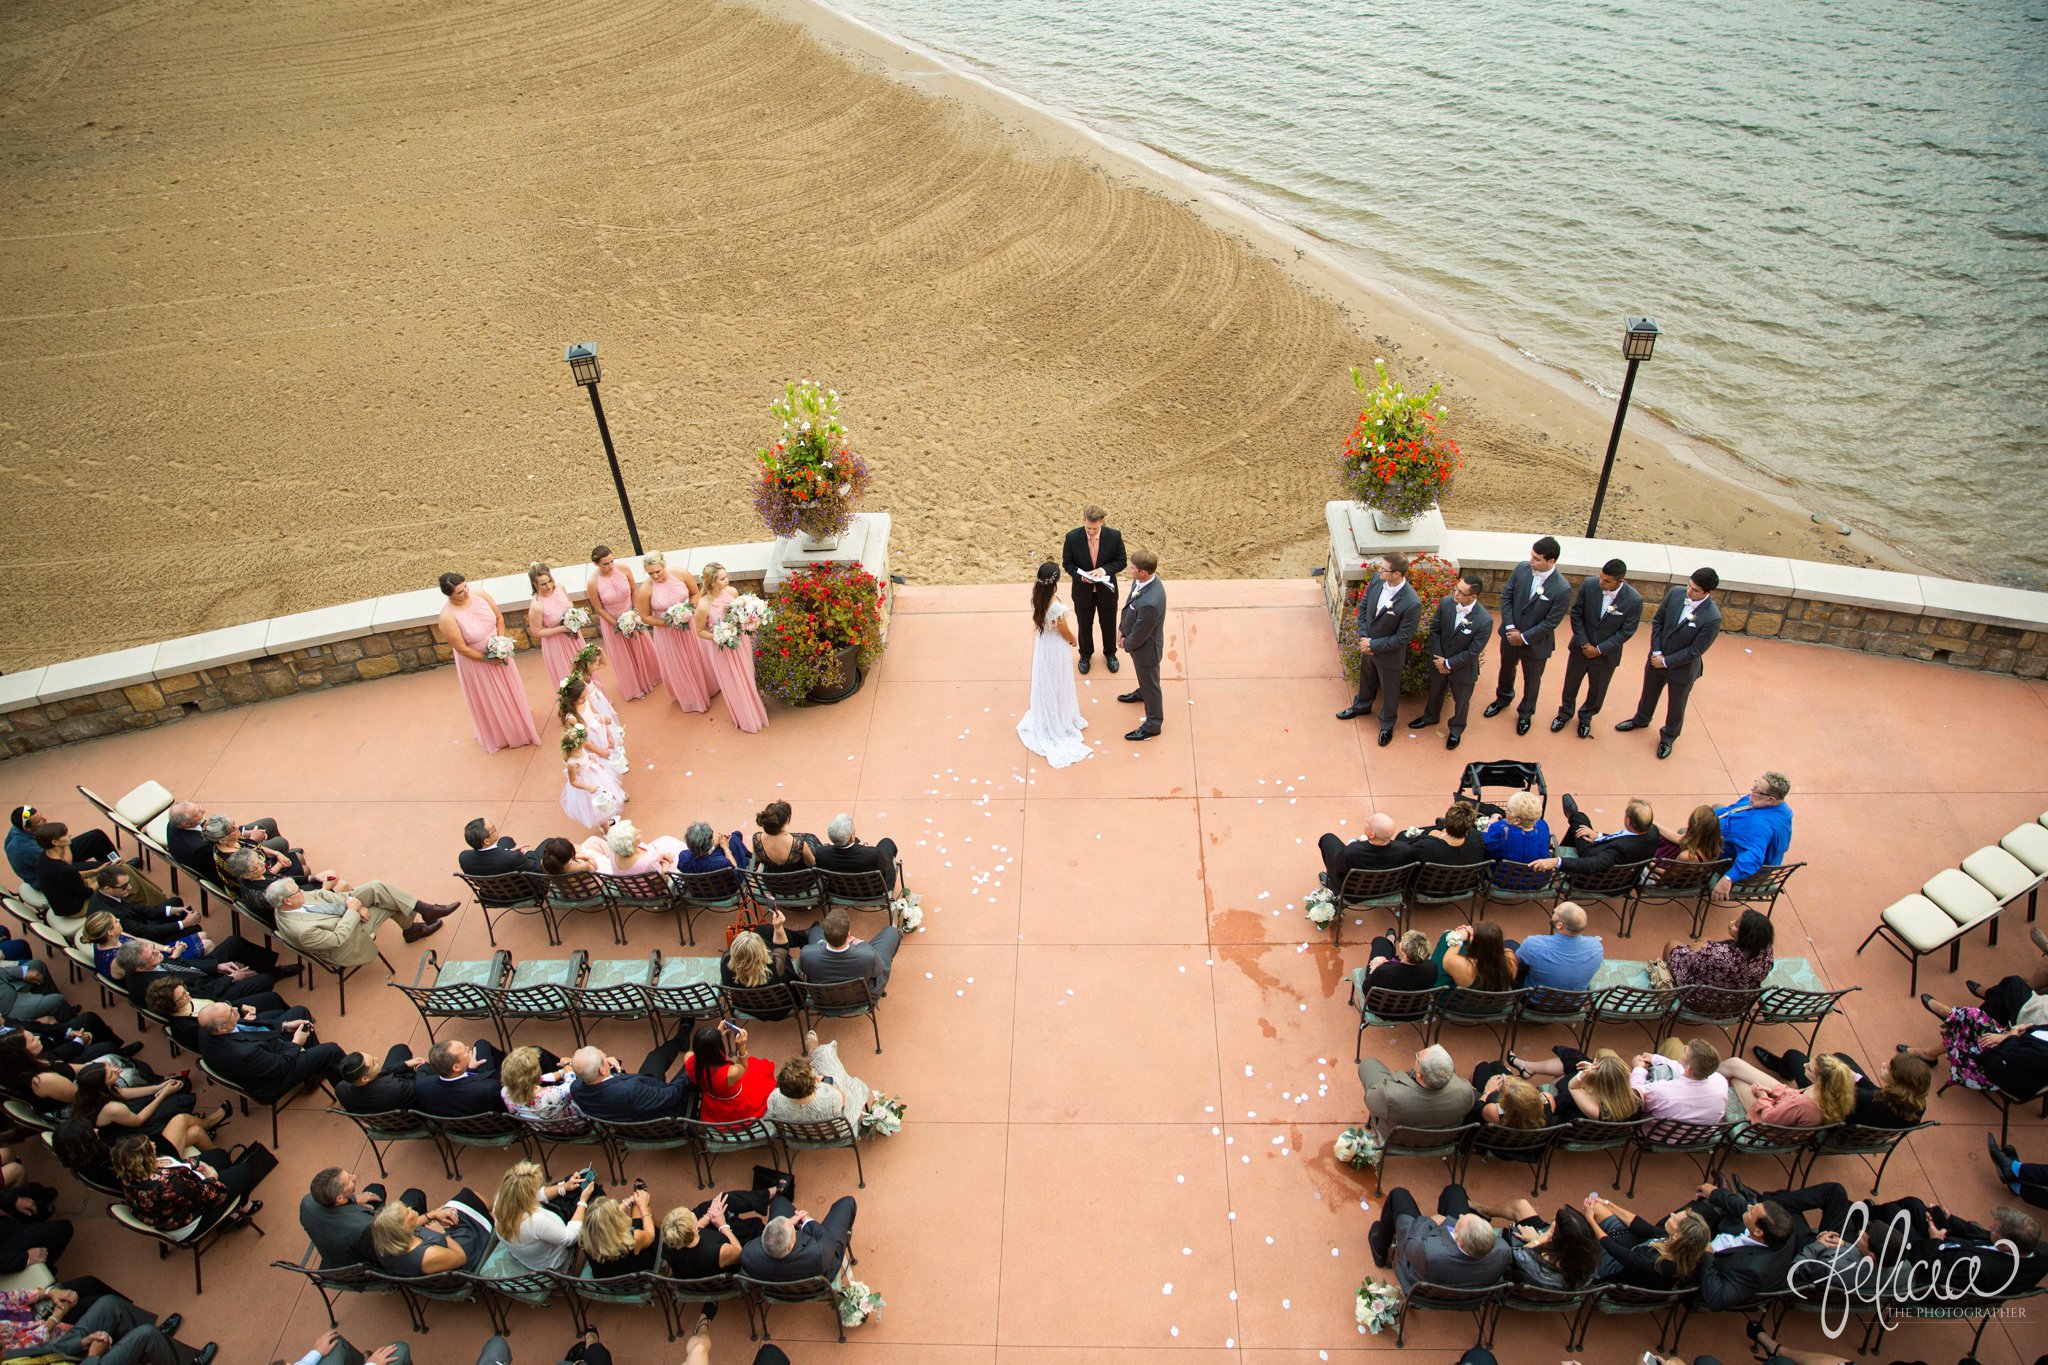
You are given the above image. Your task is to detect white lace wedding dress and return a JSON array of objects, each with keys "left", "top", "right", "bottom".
[{"left": 1016, "top": 598, "right": 1093, "bottom": 767}]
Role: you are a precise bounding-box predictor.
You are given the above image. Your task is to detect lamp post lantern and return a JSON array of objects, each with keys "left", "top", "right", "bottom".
[
  {"left": 1585, "top": 316, "right": 1660, "bottom": 540},
  {"left": 563, "top": 341, "right": 644, "bottom": 557}
]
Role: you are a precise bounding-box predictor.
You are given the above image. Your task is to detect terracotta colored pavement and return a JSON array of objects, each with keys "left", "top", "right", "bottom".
[{"left": 4, "top": 580, "right": 2045, "bottom": 1364}]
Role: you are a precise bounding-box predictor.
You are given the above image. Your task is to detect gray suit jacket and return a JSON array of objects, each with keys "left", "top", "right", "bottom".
[
  {"left": 1396, "top": 1214, "right": 1513, "bottom": 1293},
  {"left": 798, "top": 938, "right": 886, "bottom": 992},
  {"left": 1118, "top": 576, "right": 1165, "bottom": 659},
  {"left": 1359, "top": 579, "right": 1422, "bottom": 657},
  {"left": 1426, "top": 599, "right": 1492, "bottom": 674},
  {"left": 1358, "top": 1057, "right": 1476, "bottom": 1131},
  {"left": 1648, "top": 587, "right": 1721, "bottom": 682},
  {"left": 301, "top": 1192, "right": 377, "bottom": 1267},
  {"left": 1567, "top": 578, "right": 1643, "bottom": 656},
  {"left": 1498, "top": 562, "right": 1572, "bottom": 658}
]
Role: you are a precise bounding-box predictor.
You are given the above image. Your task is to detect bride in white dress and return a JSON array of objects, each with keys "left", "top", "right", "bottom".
[{"left": 1016, "top": 561, "right": 1093, "bottom": 767}]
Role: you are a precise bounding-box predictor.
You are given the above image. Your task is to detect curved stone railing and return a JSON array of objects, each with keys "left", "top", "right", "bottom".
[
  {"left": 0, "top": 515, "right": 892, "bottom": 757},
  {"left": 1320, "top": 503, "right": 2048, "bottom": 676}
]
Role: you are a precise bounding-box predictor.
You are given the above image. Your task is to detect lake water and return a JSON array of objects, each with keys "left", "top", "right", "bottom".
[{"left": 826, "top": 0, "right": 2048, "bottom": 585}]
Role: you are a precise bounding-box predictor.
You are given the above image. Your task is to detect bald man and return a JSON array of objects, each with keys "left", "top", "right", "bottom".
[
  {"left": 1511, "top": 902, "right": 1605, "bottom": 992},
  {"left": 196, "top": 1000, "right": 353, "bottom": 1104},
  {"left": 1317, "top": 813, "right": 1420, "bottom": 892}
]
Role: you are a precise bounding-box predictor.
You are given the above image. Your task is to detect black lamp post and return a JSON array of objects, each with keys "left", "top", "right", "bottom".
[
  {"left": 564, "top": 342, "right": 644, "bottom": 557},
  {"left": 1585, "top": 316, "right": 1661, "bottom": 539}
]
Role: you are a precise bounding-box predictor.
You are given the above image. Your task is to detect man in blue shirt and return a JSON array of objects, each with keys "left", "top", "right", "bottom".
[
  {"left": 1706, "top": 771, "right": 1794, "bottom": 900},
  {"left": 1512, "top": 902, "right": 1604, "bottom": 992}
]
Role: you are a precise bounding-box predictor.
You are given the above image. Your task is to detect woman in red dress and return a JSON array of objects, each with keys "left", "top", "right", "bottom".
[{"left": 680, "top": 1021, "right": 776, "bottom": 1124}]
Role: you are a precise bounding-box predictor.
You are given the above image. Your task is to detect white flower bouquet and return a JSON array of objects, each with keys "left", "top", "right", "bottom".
[
  {"left": 1304, "top": 887, "right": 1337, "bottom": 927},
  {"left": 727, "top": 592, "right": 770, "bottom": 633},
  {"left": 891, "top": 892, "right": 923, "bottom": 932},
  {"left": 1334, "top": 1124, "right": 1383, "bottom": 1171},
  {"left": 660, "top": 601, "right": 693, "bottom": 629},
  {"left": 1355, "top": 1279, "right": 1401, "bottom": 1334},
  {"left": 711, "top": 619, "right": 742, "bottom": 650},
  {"left": 561, "top": 606, "right": 592, "bottom": 633},
  {"left": 483, "top": 635, "right": 516, "bottom": 663},
  {"left": 614, "top": 609, "right": 649, "bottom": 638},
  {"left": 835, "top": 1278, "right": 885, "bottom": 1327},
  {"left": 860, "top": 1092, "right": 907, "bottom": 1137}
]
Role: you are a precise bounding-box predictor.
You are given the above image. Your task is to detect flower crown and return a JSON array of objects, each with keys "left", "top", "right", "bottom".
[{"left": 559, "top": 722, "right": 589, "bottom": 758}]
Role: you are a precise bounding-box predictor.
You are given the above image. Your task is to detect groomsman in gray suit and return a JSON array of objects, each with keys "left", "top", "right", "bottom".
[
  {"left": 1617, "top": 566, "right": 1722, "bottom": 759},
  {"left": 1551, "top": 557, "right": 1643, "bottom": 738},
  {"left": 1407, "top": 573, "right": 1492, "bottom": 750},
  {"left": 1116, "top": 549, "right": 1166, "bottom": 740},
  {"left": 1336, "top": 553, "right": 1423, "bottom": 746},
  {"left": 1483, "top": 534, "right": 1572, "bottom": 734}
]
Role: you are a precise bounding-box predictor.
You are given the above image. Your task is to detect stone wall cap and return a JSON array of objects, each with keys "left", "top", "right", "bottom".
[
  {"left": 369, "top": 588, "right": 451, "bottom": 632},
  {"left": 1787, "top": 560, "right": 1925, "bottom": 615},
  {"left": 1915, "top": 576, "right": 2048, "bottom": 630},
  {"left": 1545, "top": 537, "right": 1675, "bottom": 585},
  {"left": 153, "top": 623, "right": 271, "bottom": 681},
  {"left": 0, "top": 667, "right": 49, "bottom": 715},
  {"left": 680, "top": 543, "right": 778, "bottom": 580},
  {"left": 265, "top": 601, "right": 377, "bottom": 655},
  {"left": 1674, "top": 549, "right": 1796, "bottom": 596},
  {"left": 1437, "top": 528, "right": 1537, "bottom": 571},
  {"left": 39, "top": 644, "right": 162, "bottom": 704},
  {"left": 469, "top": 573, "right": 536, "bottom": 612}
]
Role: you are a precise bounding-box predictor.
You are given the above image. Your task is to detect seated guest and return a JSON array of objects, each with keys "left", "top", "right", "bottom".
[
  {"left": 144, "top": 979, "right": 309, "bottom": 1052},
  {"left": 1, "top": 1034, "right": 185, "bottom": 1128},
  {"left": 110, "top": 1132, "right": 273, "bottom": 1235},
  {"left": 1964, "top": 924, "right": 2048, "bottom": 1031},
  {"left": 206, "top": 814, "right": 315, "bottom": 889},
  {"left": 113, "top": 939, "right": 277, "bottom": 1005},
  {"left": 680, "top": 1023, "right": 776, "bottom": 1124},
  {"left": 1358, "top": 928, "right": 1438, "bottom": 1001},
  {"left": 750, "top": 800, "right": 815, "bottom": 873},
  {"left": 1664, "top": 909, "right": 1775, "bottom": 994},
  {"left": 1429, "top": 920, "right": 1518, "bottom": 993},
  {"left": 30, "top": 823, "right": 131, "bottom": 919},
  {"left": 1751, "top": 1047, "right": 1929, "bottom": 1129},
  {"left": 739, "top": 1192, "right": 857, "bottom": 1283},
  {"left": 459, "top": 817, "right": 544, "bottom": 878},
  {"left": 1366, "top": 1184, "right": 1513, "bottom": 1291},
  {"left": 1904, "top": 1000, "right": 2048, "bottom": 1103},
  {"left": 1656, "top": 771, "right": 1792, "bottom": 901},
  {"left": 1466, "top": 1066, "right": 1557, "bottom": 1129},
  {"left": 83, "top": 909, "right": 205, "bottom": 976},
  {"left": 1537, "top": 795, "right": 1659, "bottom": 873},
  {"left": 164, "top": 800, "right": 288, "bottom": 877},
  {"left": 413, "top": 1039, "right": 518, "bottom": 1118},
  {"left": 1580, "top": 1192, "right": 1710, "bottom": 1288},
  {"left": 267, "top": 876, "right": 456, "bottom": 962},
  {"left": 813, "top": 813, "right": 903, "bottom": 892},
  {"left": 94, "top": 878, "right": 278, "bottom": 978},
  {"left": 194, "top": 1001, "right": 352, "bottom": 1105},
  {"left": 1669, "top": 803, "right": 1725, "bottom": 863},
  {"left": 661, "top": 1189, "right": 776, "bottom": 1277},
  {"left": 721, "top": 920, "right": 807, "bottom": 1015},
  {"left": 1317, "top": 813, "right": 1417, "bottom": 890},
  {"left": 1481, "top": 790, "right": 1553, "bottom": 867},
  {"left": 537, "top": 837, "right": 595, "bottom": 877},
  {"left": 491, "top": 1160, "right": 592, "bottom": 1273},
  {"left": 1464, "top": 1195, "right": 1600, "bottom": 1289},
  {"left": 3, "top": 1284, "right": 218, "bottom": 1365},
  {"left": 1671, "top": 1175, "right": 1805, "bottom": 1309},
  {"left": 1925, "top": 1199, "right": 2043, "bottom": 1290},
  {"left": 0, "top": 956, "right": 69, "bottom": 1025},
  {"left": 1509, "top": 1046, "right": 1642, "bottom": 1121},
  {"left": 85, "top": 865, "right": 202, "bottom": 945},
  {"left": 766, "top": 1029, "right": 884, "bottom": 1129},
  {"left": 372, "top": 1191, "right": 497, "bottom": 1278},
  {"left": 500, "top": 1045, "right": 580, "bottom": 1123},
  {"left": 301, "top": 1165, "right": 426, "bottom": 1269},
  {"left": 0, "top": 1011, "right": 128, "bottom": 1067},
  {"left": 1716, "top": 1051, "right": 1855, "bottom": 1128},
  {"left": 566, "top": 1036, "right": 695, "bottom": 1122},
  {"left": 580, "top": 1187, "right": 659, "bottom": 1276},
  {"left": 1632, "top": 1039, "right": 1730, "bottom": 1125},
  {"left": 1514, "top": 902, "right": 1604, "bottom": 992},
  {"left": 799, "top": 906, "right": 901, "bottom": 996},
  {"left": 672, "top": 821, "right": 751, "bottom": 876},
  {"left": 7, "top": 806, "right": 115, "bottom": 900},
  {"left": 1404, "top": 801, "right": 1488, "bottom": 866},
  {"left": 1357, "top": 1043, "right": 1475, "bottom": 1131},
  {"left": 337, "top": 1044, "right": 425, "bottom": 1114},
  {"left": 70, "top": 1064, "right": 221, "bottom": 1155}
]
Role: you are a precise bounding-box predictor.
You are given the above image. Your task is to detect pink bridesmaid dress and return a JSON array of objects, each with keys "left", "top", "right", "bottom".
[
  {"left": 704, "top": 587, "right": 769, "bottom": 733},
  {"left": 559, "top": 748, "right": 626, "bottom": 828},
  {"left": 451, "top": 595, "right": 541, "bottom": 753},
  {"left": 646, "top": 577, "right": 714, "bottom": 712},
  {"left": 531, "top": 585, "right": 585, "bottom": 689},
  {"left": 592, "top": 567, "right": 658, "bottom": 701}
]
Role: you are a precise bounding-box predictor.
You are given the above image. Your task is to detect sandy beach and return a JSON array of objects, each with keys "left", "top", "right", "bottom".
[{"left": 0, "top": 0, "right": 1906, "bottom": 675}]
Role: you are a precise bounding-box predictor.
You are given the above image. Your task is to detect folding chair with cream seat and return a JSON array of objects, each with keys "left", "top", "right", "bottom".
[
  {"left": 1856, "top": 874, "right": 1999, "bottom": 994},
  {"left": 75, "top": 780, "right": 175, "bottom": 861},
  {"left": 1998, "top": 819, "right": 2048, "bottom": 921},
  {"left": 1961, "top": 843, "right": 2043, "bottom": 927}
]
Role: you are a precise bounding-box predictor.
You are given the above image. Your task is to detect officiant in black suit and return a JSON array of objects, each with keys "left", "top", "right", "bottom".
[
  {"left": 1336, "top": 553, "right": 1422, "bottom": 746},
  {"left": 1552, "top": 558, "right": 1643, "bottom": 738},
  {"left": 1406, "top": 572, "right": 1491, "bottom": 750},
  {"left": 1062, "top": 505, "right": 1127, "bottom": 674},
  {"left": 1116, "top": 549, "right": 1166, "bottom": 740}
]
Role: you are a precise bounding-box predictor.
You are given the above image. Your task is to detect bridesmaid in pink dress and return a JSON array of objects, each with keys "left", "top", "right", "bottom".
[
  {"left": 692, "top": 562, "right": 769, "bottom": 733},
  {"left": 525, "top": 562, "right": 588, "bottom": 689},
  {"left": 635, "top": 552, "right": 714, "bottom": 713},
  {"left": 436, "top": 572, "right": 541, "bottom": 753},
  {"left": 587, "top": 544, "right": 658, "bottom": 701}
]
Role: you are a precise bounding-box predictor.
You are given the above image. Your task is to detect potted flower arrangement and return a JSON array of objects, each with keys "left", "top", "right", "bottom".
[
  {"left": 1334, "top": 552, "right": 1459, "bottom": 695},
  {"left": 753, "top": 379, "right": 873, "bottom": 551},
  {"left": 1338, "top": 359, "right": 1461, "bottom": 532},
  {"left": 752, "top": 562, "right": 888, "bottom": 705}
]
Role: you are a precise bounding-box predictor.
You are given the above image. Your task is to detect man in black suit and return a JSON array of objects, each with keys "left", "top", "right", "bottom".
[
  {"left": 195, "top": 1001, "right": 351, "bottom": 1104},
  {"left": 1483, "top": 535, "right": 1572, "bottom": 734},
  {"left": 741, "top": 1194, "right": 858, "bottom": 1283},
  {"left": 413, "top": 1038, "right": 513, "bottom": 1118},
  {"left": 164, "top": 800, "right": 286, "bottom": 880},
  {"left": 1618, "top": 566, "right": 1722, "bottom": 758},
  {"left": 1407, "top": 572, "right": 1491, "bottom": 751},
  {"left": 300, "top": 1166, "right": 426, "bottom": 1268},
  {"left": 87, "top": 864, "right": 204, "bottom": 945},
  {"left": 1534, "top": 794, "right": 1660, "bottom": 874},
  {"left": 458, "top": 818, "right": 543, "bottom": 878},
  {"left": 1552, "top": 557, "right": 1643, "bottom": 737},
  {"left": 814, "top": 813, "right": 901, "bottom": 894},
  {"left": 1116, "top": 549, "right": 1166, "bottom": 740},
  {"left": 1317, "top": 813, "right": 1419, "bottom": 891},
  {"left": 1675, "top": 1175, "right": 1802, "bottom": 1311},
  {"left": 1336, "top": 553, "right": 1423, "bottom": 746},
  {"left": 566, "top": 1035, "right": 696, "bottom": 1122},
  {"left": 336, "top": 1044, "right": 425, "bottom": 1113},
  {"left": 113, "top": 939, "right": 278, "bottom": 1005},
  {"left": 1061, "top": 504, "right": 1127, "bottom": 675}
]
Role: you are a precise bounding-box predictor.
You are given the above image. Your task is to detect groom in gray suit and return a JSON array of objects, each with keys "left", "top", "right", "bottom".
[{"left": 1116, "top": 549, "right": 1166, "bottom": 740}]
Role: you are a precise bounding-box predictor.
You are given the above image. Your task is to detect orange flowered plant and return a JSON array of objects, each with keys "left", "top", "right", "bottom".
[{"left": 1337, "top": 360, "right": 1462, "bottom": 520}]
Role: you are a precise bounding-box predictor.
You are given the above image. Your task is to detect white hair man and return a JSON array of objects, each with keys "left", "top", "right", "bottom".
[
  {"left": 812, "top": 813, "right": 902, "bottom": 894},
  {"left": 265, "top": 876, "right": 455, "bottom": 966},
  {"left": 739, "top": 1190, "right": 859, "bottom": 1284},
  {"left": 1357, "top": 1043, "right": 1475, "bottom": 1130},
  {"left": 1368, "top": 1183, "right": 1513, "bottom": 1292}
]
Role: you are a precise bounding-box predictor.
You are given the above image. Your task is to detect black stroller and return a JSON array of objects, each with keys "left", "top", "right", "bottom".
[{"left": 1452, "top": 759, "right": 1547, "bottom": 821}]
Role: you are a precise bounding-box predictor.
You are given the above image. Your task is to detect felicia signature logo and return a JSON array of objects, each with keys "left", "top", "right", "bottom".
[{"left": 1792, "top": 1201, "right": 2022, "bottom": 1339}]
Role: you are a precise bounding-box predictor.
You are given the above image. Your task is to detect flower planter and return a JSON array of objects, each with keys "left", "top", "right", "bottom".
[
  {"left": 1369, "top": 508, "right": 1417, "bottom": 533},
  {"left": 805, "top": 642, "right": 864, "bottom": 704}
]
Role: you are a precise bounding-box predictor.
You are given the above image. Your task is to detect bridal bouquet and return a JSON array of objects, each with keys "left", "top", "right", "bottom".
[
  {"left": 614, "top": 609, "right": 649, "bottom": 638},
  {"left": 1355, "top": 1279, "right": 1401, "bottom": 1334},
  {"left": 561, "top": 606, "right": 592, "bottom": 633},
  {"left": 860, "top": 1092, "right": 907, "bottom": 1137},
  {"left": 1334, "top": 1125, "right": 1383, "bottom": 1171},
  {"left": 659, "top": 602, "right": 693, "bottom": 630},
  {"left": 727, "top": 593, "right": 770, "bottom": 633},
  {"left": 710, "top": 620, "right": 742, "bottom": 650},
  {"left": 891, "top": 892, "right": 923, "bottom": 932},
  {"left": 1304, "top": 887, "right": 1337, "bottom": 928},
  {"left": 482, "top": 635, "right": 516, "bottom": 663},
  {"left": 835, "top": 1278, "right": 885, "bottom": 1328}
]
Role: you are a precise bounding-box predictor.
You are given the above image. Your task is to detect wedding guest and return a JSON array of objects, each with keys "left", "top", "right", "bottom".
[
  {"left": 638, "top": 551, "right": 714, "bottom": 712},
  {"left": 1481, "top": 790, "right": 1553, "bottom": 865},
  {"left": 674, "top": 822, "right": 751, "bottom": 875},
  {"left": 1664, "top": 909, "right": 1775, "bottom": 993},
  {"left": 567, "top": 1037, "right": 696, "bottom": 1122},
  {"left": 722, "top": 922, "right": 806, "bottom": 1014},
  {"left": 1514, "top": 902, "right": 1604, "bottom": 992},
  {"left": 537, "top": 837, "right": 594, "bottom": 877},
  {"left": 581, "top": 1188, "right": 659, "bottom": 1275},
  {"left": 1, "top": 1035, "right": 189, "bottom": 1133},
  {"left": 336, "top": 1045, "right": 424, "bottom": 1114},
  {"left": 1702, "top": 771, "right": 1794, "bottom": 899},
  {"left": 1405, "top": 802, "right": 1488, "bottom": 867},
  {"left": 1454, "top": 1193, "right": 1600, "bottom": 1289},
  {"left": 301, "top": 1165, "right": 426, "bottom": 1270},
  {"left": 583, "top": 819, "right": 687, "bottom": 877},
  {"left": 1467, "top": 1066, "right": 1557, "bottom": 1128},
  {"left": 1366, "top": 1184, "right": 1512, "bottom": 1290},
  {"left": 1671, "top": 805, "right": 1725, "bottom": 862},
  {"left": 145, "top": 979, "right": 310, "bottom": 1054},
  {"left": 85, "top": 869, "right": 202, "bottom": 948},
  {"left": 1964, "top": 925, "right": 2048, "bottom": 1030},
  {"left": 1632, "top": 1039, "right": 1730, "bottom": 1124},
  {"left": 70, "top": 1065, "right": 221, "bottom": 1157},
  {"left": 30, "top": 824, "right": 130, "bottom": 920},
  {"left": 1317, "top": 813, "right": 1418, "bottom": 890},
  {"left": 413, "top": 1039, "right": 513, "bottom": 1119},
  {"left": 1581, "top": 1193, "right": 1710, "bottom": 1289},
  {"left": 1407, "top": 573, "right": 1492, "bottom": 750},
  {"left": 1335, "top": 552, "right": 1422, "bottom": 745},
  {"left": 1903, "top": 1002, "right": 2048, "bottom": 1101},
  {"left": 766, "top": 1028, "right": 885, "bottom": 1129},
  {"left": 741, "top": 1195, "right": 858, "bottom": 1284},
  {"left": 459, "top": 817, "right": 543, "bottom": 879},
  {"left": 499, "top": 1045, "right": 580, "bottom": 1123},
  {"left": 7, "top": 806, "right": 114, "bottom": 901},
  {"left": 110, "top": 1132, "right": 271, "bottom": 1235},
  {"left": 662, "top": 1189, "right": 776, "bottom": 1277},
  {"left": 492, "top": 1160, "right": 592, "bottom": 1272},
  {"left": 1430, "top": 920, "right": 1519, "bottom": 993},
  {"left": 194, "top": 1001, "right": 350, "bottom": 1105},
  {"left": 525, "top": 562, "right": 588, "bottom": 689},
  {"left": 1716, "top": 1051, "right": 1856, "bottom": 1127},
  {"left": 1551, "top": 558, "right": 1642, "bottom": 737},
  {"left": 1483, "top": 535, "right": 1572, "bottom": 735},
  {"left": 751, "top": 801, "right": 814, "bottom": 873},
  {"left": 1508, "top": 1045, "right": 1642, "bottom": 1120},
  {"left": 1616, "top": 566, "right": 1722, "bottom": 758},
  {"left": 558, "top": 726, "right": 625, "bottom": 831},
  {"left": 1359, "top": 929, "right": 1438, "bottom": 998},
  {"left": 1536, "top": 794, "right": 1659, "bottom": 873},
  {"left": 266, "top": 877, "right": 454, "bottom": 961},
  {"left": 0, "top": 955, "right": 67, "bottom": 1024},
  {"left": 588, "top": 545, "right": 657, "bottom": 700},
  {"left": 372, "top": 1193, "right": 498, "bottom": 1278},
  {"left": 814, "top": 813, "right": 902, "bottom": 893},
  {"left": 437, "top": 572, "right": 541, "bottom": 754},
  {"left": 1357, "top": 1044, "right": 1475, "bottom": 1130},
  {"left": 799, "top": 907, "right": 901, "bottom": 995},
  {"left": 112, "top": 939, "right": 279, "bottom": 1007},
  {"left": 1750, "top": 1047, "right": 1929, "bottom": 1129},
  {"left": 681, "top": 1023, "right": 776, "bottom": 1124},
  {"left": 1061, "top": 504, "right": 1126, "bottom": 674},
  {"left": 164, "top": 801, "right": 291, "bottom": 881},
  {"left": 694, "top": 561, "right": 768, "bottom": 733}
]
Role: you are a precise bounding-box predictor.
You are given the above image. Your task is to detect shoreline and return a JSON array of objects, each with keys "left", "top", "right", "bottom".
[{"left": 750, "top": 0, "right": 1917, "bottom": 575}]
